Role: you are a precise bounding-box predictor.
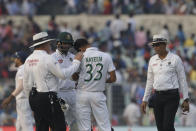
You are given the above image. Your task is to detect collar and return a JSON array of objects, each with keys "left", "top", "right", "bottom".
[
  {"left": 33, "top": 50, "right": 47, "bottom": 54},
  {"left": 17, "top": 65, "right": 23, "bottom": 71},
  {"left": 156, "top": 52, "right": 171, "bottom": 61},
  {"left": 86, "top": 47, "right": 98, "bottom": 52}
]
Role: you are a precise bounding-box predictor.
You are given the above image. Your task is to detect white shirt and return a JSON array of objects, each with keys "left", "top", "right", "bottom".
[
  {"left": 143, "top": 52, "right": 189, "bottom": 101},
  {"left": 51, "top": 50, "right": 76, "bottom": 91},
  {"left": 110, "top": 19, "right": 126, "bottom": 38},
  {"left": 77, "top": 47, "right": 115, "bottom": 92},
  {"left": 14, "top": 65, "right": 26, "bottom": 100},
  {"left": 23, "top": 50, "right": 80, "bottom": 94}
]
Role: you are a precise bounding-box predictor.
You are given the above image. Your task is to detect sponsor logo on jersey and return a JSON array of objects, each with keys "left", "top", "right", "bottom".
[{"left": 58, "top": 59, "right": 63, "bottom": 63}]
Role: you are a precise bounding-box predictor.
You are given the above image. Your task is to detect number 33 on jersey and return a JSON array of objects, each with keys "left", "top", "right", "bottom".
[{"left": 76, "top": 47, "right": 116, "bottom": 92}]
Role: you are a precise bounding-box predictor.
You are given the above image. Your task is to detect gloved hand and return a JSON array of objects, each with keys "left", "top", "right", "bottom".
[{"left": 59, "top": 98, "right": 69, "bottom": 112}]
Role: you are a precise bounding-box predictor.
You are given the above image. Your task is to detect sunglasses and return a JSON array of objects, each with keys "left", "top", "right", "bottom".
[{"left": 152, "top": 43, "right": 163, "bottom": 47}]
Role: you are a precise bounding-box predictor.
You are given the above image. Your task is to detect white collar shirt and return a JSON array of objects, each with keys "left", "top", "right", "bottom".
[
  {"left": 143, "top": 52, "right": 189, "bottom": 101},
  {"left": 51, "top": 50, "right": 76, "bottom": 91},
  {"left": 23, "top": 50, "right": 80, "bottom": 94}
]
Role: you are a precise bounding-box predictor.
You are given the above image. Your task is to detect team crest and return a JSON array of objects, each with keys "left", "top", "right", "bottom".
[
  {"left": 70, "top": 58, "right": 73, "bottom": 61},
  {"left": 66, "top": 35, "right": 71, "bottom": 40},
  {"left": 168, "top": 62, "right": 171, "bottom": 65},
  {"left": 58, "top": 59, "right": 63, "bottom": 63}
]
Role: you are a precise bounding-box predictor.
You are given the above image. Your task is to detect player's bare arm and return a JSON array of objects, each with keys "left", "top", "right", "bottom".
[
  {"left": 106, "top": 70, "right": 116, "bottom": 83},
  {"left": 74, "top": 51, "right": 84, "bottom": 61},
  {"left": 1, "top": 95, "right": 15, "bottom": 108}
]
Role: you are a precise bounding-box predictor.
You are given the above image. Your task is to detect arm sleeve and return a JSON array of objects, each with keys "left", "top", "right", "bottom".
[
  {"left": 12, "top": 79, "right": 23, "bottom": 96},
  {"left": 47, "top": 56, "right": 81, "bottom": 80},
  {"left": 143, "top": 59, "right": 154, "bottom": 102},
  {"left": 23, "top": 63, "right": 33, "bottom": 97},
  {"left": 175, "top": 56, "right": 189, "bottom": 100},
  {"left": 107, "top": 54, "right": 116, "bottom": 72}
]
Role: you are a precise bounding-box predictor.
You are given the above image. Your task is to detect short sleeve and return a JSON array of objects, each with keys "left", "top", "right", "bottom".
[{"left": 107, "top": 54, "right": 116, "bottom": 72}]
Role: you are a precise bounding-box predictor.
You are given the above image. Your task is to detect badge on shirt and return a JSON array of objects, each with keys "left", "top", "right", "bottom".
[
  {"left": 70, "top": 58, "right": 73, "bottom": 62},
  {"left": 152, "top": 63, "right": 157, "bottom": 66},
  {"left": 168, "top": 62, "right": 171, "bottom": 65},
  {"left": 58, "top": 59, "right": 63, "bottom": 63}
]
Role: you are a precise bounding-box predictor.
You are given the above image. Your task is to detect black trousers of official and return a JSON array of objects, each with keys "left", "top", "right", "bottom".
[
  {"left": 153, "top": 89, "right": 180, "bottom": 131},
  {"left": 29, "top": 91, "right": 66, "bottom": 131}
]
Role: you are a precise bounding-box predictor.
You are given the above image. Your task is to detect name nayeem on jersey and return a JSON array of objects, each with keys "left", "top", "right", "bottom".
[{"left": 86, "top": 57, "right": 102, "bottom": 62}]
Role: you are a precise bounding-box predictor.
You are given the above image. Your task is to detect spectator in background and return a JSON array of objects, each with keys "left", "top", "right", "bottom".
[
  {"left": 103, "top": 0, "right": 112, "bottom": 14},
  {"left": 5, "top": 0, "right": 20, "bottom": 15},
  {"left": 98, "top": 20, "right": 112, "bottom": 42},
  {"left": 190, "top": 64, "right": 196, "bottom": 86},
  {"left": 135, "top": 26, "right": 147, "bottom": 48},
  {"left": 27, "top": 16, "right": 41, "bottom": 34},
  {"left": 184, "top": 33, "right": 195, "bottom": 47},
  {"left": 2, "top": 20, "right": 13, "bottom": 40},
  {"left": 0, "top": 1, "right": 8, "bottom": 15},
  {"left": 21, "top": 0, "right": 36, "bottom": 16},
  {"left": 127, "top": 12, "right": 136, "bottom": 32},
  {"left": 110, "top": 14, "right": 126, "bottom": 39},
  {"left": 177, "top": 24, "right": 186, "bottom": 45},
  {"left": 160, "top": 24, "right": 170, "bottom": 42},
  {"left": 47, "top": 15, "right": 59, "bottom": 38},
  {"left": 0, "top": 19, "right": 6, "bottom": 40},
  {"left": 163, "top": 0, "right": 175, "bottom": 14},
  {"left": 123, "top": 98, "right": 141, "bottom": 126}
]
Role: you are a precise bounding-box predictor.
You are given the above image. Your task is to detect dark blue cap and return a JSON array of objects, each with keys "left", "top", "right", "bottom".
[{"left": 13, "top": 51, "right": 29, "bottom": 63}]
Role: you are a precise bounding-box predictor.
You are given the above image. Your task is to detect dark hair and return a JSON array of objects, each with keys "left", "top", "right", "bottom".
[{"left": 74, "top": 38, "right": 88, "bottom": 52}]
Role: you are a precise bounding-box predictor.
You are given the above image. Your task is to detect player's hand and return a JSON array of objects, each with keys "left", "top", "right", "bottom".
[
  {"left": 181, "top": 100, "right": 189, "bottom": 113},
  {"left": 141, "top": 101, "right": 147, "bottom": 114},
  {"left": 74, "top": 51, "right": 83, "bottom": 61},
  {"left": 1, "top": 95, "right": 14, "bottom": 108},
  {"left": 72, "top": 73, "right": 79, "bottom": 81}
]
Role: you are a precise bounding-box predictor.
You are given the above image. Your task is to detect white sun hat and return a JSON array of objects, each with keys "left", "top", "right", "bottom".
[
  {"left": 29, "top": 32, "right": 55, "bottom": 48},
  {"left": 150, "top": 34, "right": 168, "bottom": 45}
]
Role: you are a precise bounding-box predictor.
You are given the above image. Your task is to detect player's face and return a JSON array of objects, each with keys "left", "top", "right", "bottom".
[
  {"left": 57, "top": 42, "right": 72, "bottom": 54},
  {"left": 14, "top": 58, "right": 21, "bottom": 67},
  {"left": 152, "top": 43, "right": 166, "bottom": 54}
]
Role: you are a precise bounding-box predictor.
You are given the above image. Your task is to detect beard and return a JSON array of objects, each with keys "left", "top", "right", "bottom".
[{"left": 59, "top": 48, "right": 69, "bottom": 54}]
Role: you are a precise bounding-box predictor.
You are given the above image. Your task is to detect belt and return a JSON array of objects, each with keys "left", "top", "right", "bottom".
[
  {"left": 155, "top": 89, "right": 178, "bottom": 94},
  {"left": 37, "top": 91, "right": 57, "bottom": 95}
]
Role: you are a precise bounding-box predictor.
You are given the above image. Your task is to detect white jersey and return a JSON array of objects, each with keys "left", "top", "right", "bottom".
[
  {"left": 15, "top": 65, "right": 26, "bottom": 100},
  {"left": 51, "top": 50, "right": 76, "bottom": 91},
  {"left": 23, "top": 50, "right": 80, "bottom": 93},
  {"left": 77, "top": 47, "right": 115, "bottom": 92}
]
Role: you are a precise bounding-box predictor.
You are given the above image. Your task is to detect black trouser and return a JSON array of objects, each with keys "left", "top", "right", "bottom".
[
  {"left": 29, "top": 90, "right": 66, "bottom": 131},
  {"left": 153, "top": 89, "right": 180, "bottom": 131}
]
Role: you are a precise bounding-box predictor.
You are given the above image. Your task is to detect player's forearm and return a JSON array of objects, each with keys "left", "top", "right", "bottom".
[
  {"left": 106, "top": 70, "right": 116, "bottom": 83},
  {"left": 106, "top": 77, "right": 116, "bottom": 83}
]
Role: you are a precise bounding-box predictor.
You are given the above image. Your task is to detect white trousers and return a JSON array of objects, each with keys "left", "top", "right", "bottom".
[
  {"left": 76, "top": 91, "right": 111, "bottom": 131},
  {"left": 58, "top": 90, "right": 78, "bottom": 129},
  {"left": 16, "top": 98, "right": 34, "bottom": 131}
]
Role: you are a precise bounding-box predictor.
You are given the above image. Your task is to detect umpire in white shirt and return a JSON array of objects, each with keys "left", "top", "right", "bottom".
[
  {"left": 141, "top": 34, "right": 189, "bottom": 131},
  {"left": 52, "top": 32, "right": 79, "bottom": 131},
  {"left": 23, "top": 32, "right": 83, "bottom": 131}
]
